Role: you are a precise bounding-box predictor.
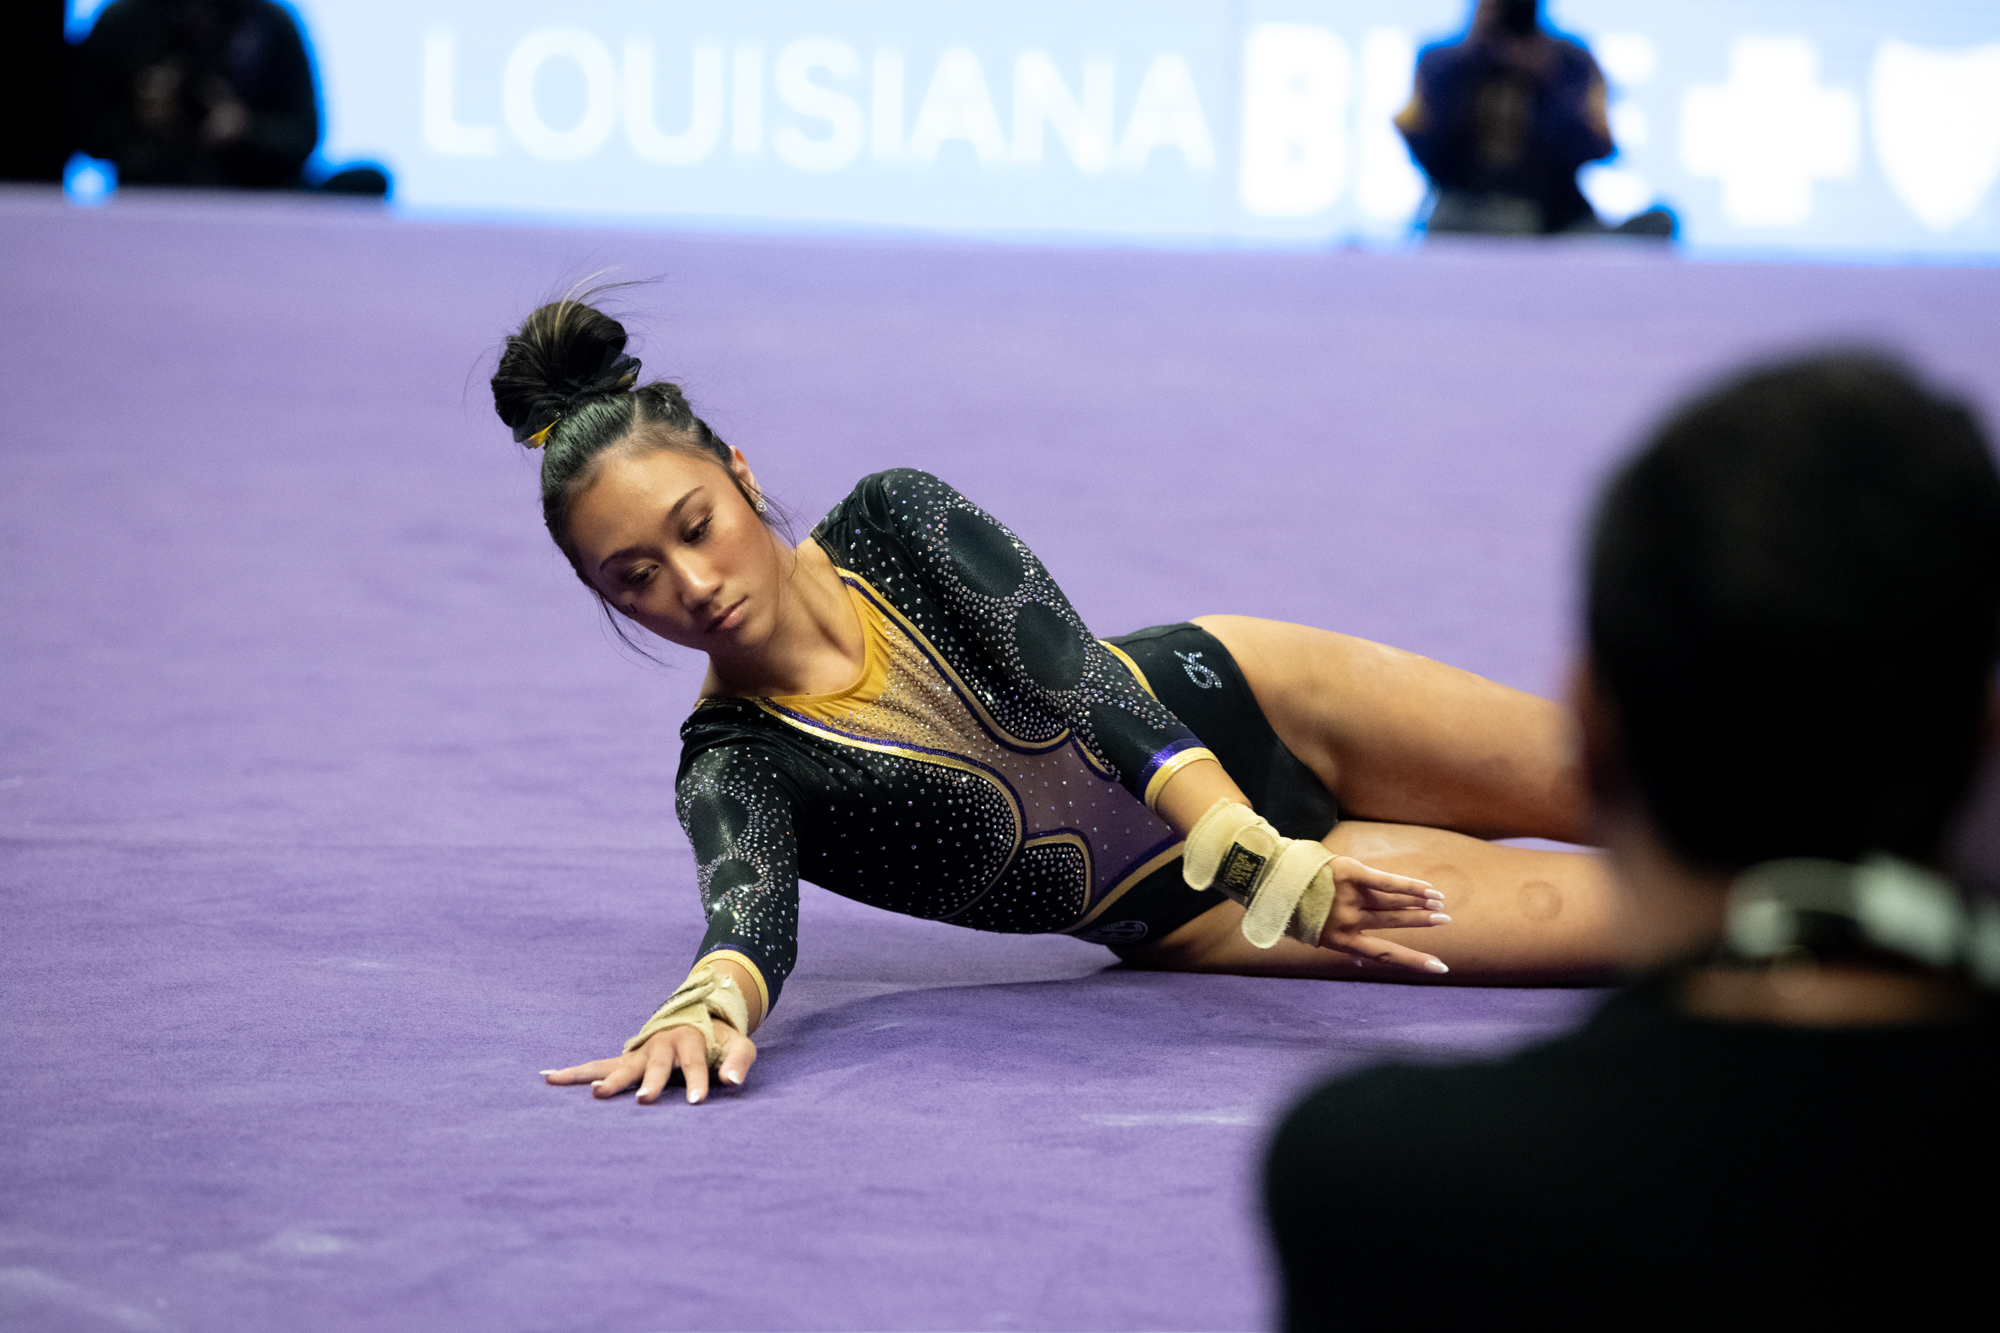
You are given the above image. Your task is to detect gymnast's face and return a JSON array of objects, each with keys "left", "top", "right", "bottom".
[{"left": 567, "top": 443, "right": 784, "bottom": 656}]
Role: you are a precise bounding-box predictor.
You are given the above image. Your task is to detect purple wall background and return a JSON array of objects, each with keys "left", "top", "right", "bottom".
[{"left": 5, "top": 188, "right": 1999, "bottom": 1330}]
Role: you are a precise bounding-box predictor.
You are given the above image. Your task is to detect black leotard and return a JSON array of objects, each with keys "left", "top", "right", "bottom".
[{"left": 675, "top": 470, "right": 1220, "bottom": 1013}]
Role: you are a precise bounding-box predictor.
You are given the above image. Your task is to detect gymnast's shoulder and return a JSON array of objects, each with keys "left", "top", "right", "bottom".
[{"left": 816, "top": 466, "right": 969, "bottom": 531}]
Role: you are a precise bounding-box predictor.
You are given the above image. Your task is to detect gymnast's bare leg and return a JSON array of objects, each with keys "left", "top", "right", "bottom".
[{"left": 1131, "top": 616, "right": 1615, "bottom": 984}]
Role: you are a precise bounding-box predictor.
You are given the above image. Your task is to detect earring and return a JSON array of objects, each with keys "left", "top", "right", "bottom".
[{"left": 754, "top": 495, "right": 768, "bottom": 514}]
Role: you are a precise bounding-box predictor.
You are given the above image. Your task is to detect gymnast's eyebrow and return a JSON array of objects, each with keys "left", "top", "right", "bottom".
[{"left": 597, "top": 486, "right": 706, "bottom": 573}]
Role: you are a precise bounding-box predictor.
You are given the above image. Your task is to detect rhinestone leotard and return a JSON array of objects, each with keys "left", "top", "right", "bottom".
[{"left": 675, "top": 470, "right": 1216, "bottom": 1014}]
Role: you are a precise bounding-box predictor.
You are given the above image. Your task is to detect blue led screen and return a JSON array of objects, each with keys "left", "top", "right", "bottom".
[{"left": 70, "top": 0, "right": 2000, "bottom": 257}]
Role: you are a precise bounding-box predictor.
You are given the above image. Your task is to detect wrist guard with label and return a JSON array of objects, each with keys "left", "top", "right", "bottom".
[
  {"left": 1182, "top": 800, "right": 1337, "bottom": 949},
  {"left": 624, "top": 965, "right": 751, "bottom": 1067}
]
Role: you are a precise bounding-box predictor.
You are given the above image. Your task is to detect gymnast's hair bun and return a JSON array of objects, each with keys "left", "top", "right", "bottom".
[
  {"left": 488, "top": 289, "right": 757, "bottom": 601},
  {"left": 491, "top": 299, "right": 644, "bottom": 445}
]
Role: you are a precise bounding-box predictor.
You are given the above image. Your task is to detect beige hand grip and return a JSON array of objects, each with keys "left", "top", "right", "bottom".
[
  {"left": 1183, "top": 799, "right": 1337, "bottom": 949},
  {"left": 624, "top": 965, "right": 752, "bottom": 1067}
]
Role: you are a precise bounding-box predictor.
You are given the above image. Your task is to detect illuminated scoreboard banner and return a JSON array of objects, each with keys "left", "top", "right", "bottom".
[{"left": 297, "top": 0, "right": 2000, "bottom": 257}]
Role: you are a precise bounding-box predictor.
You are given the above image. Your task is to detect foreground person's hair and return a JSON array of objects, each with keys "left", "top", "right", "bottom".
[{"left": 1588, "top": 353, "right": 2000, "bottom": 871}]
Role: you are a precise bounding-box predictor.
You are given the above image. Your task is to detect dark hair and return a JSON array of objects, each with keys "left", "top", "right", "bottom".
[
  {"left": 1496, "top": 0, "right": 1540, "bottom": 37},
  {"left": 489, "top": 295, "right": 755, "bottom": 598},
  {"left": 1587, "top": 353, "right": 2000, "bottom": 872}
]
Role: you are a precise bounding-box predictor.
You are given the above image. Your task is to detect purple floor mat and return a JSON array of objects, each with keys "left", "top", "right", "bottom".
[{"left": 7, "top": 188, "right": 2000, "bottom": 1332}]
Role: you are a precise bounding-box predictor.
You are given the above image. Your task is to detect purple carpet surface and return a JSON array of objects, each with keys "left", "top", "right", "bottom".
[{"left": 7, "top": 188, "right": 2000, "bottom": 1332}]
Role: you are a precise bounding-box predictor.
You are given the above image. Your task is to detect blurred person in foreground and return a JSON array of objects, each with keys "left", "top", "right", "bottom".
[
  {"left": 1396, "top": 0, "right": 1671, "bottom": 238},
  {"left": 1265, "top": 354, "right": 2000, "bottom": 1326},
  {"left": 71, "top": 0, "right": 384, "bottom": 194}
]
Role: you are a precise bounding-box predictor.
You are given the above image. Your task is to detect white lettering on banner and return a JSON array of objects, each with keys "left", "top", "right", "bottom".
[
  {"left": 1355, "top": 28, "right": 1424, "bottom": 220},
  {"left": 624, "top": 40, "right": 723, "bottom": 166},
  {"left": 909, "top": 48, "right": 1010, "bottom": 166},
  {"left": 422, "top": 29, "right": 496, "bottom": 156},
  {"left": 1240, "top": 24, "right": 1349, "bottom": 217},
  {"left": 1595, "top": 33, "right": 1658, "bottom": 87},
  {"left": 415, "top": 29, "right": 1220, "bottom": 184},
  {"left": 1681, "top": 38, "right": 1858, "bottom": 227},
  {"left": 1608, "top": 101, "right": 1647, "bottom": 147},
  {"left": 1871, "top": 41, "right": 2000, "bottom": 232},
  {"left": 1014, "top": 51, "right": 1114, "bottom": 173},
  {"left": 1582, "top": 32, "right": 1657, "bottom": 223},
  {"left": 872, "top": 49, "right": 905, "bottom": 161},
  {"left": 504, "top": 29, "right": 616, "bottom": 161},
  {"left": 1580, "top": 164, "right": 1651, "bottom": 219},
  {"left": 774, "top": 39, "right": 865, "bottom": 171},
  {"left": 733, "top": 45, "right": 764, "bottom": 156},
  {"left": 1118, "top": 54, "right": 1215, "bottom": 171}
]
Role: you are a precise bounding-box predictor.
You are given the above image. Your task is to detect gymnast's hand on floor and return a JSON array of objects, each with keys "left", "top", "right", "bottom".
[
  {"left": 540, "top": 1024, "right": 758, "bottom": 1105},
  {"left": 1316, "top": 857, "right": 1451, "bottom": 973}
]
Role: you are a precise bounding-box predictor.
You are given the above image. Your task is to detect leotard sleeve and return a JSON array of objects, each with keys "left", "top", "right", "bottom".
[
  {"left": 673, "top": 722, "right": 801, "bottom": 1014},
  {"left": 858, "top": 469, "right": 1216, "bottom": 809}
]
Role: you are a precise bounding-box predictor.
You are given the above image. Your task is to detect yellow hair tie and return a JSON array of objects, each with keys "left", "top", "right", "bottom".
[{"left": 523, "top": 370, "right": 634, "bottom": 449}]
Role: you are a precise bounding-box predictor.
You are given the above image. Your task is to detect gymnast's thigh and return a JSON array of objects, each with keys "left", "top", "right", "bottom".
[
  {"left": 1191, "top": 615, "right": 1588, "bottom": 844},
  {"left": 1124, "top": 820, "right": 1616, "bottom": 985}
]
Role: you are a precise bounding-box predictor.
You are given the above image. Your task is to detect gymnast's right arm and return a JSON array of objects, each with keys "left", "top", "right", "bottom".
[{"left": 542, "top": 738, "right": 799, "bottom": 1105}]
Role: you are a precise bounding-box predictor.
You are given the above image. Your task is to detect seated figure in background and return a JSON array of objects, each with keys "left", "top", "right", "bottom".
[
  {"left": 1264, "top": 354, "right": 2000, "bottom": 1325},
  {"left": 71, "top": 0, "right": 385, "bottom": 195},
  {"left": 1396, "top": 0, "right": 1670, "bottom": 238}
]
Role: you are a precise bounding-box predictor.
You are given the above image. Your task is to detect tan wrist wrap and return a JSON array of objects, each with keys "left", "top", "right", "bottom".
[
  {"left": 1182, "top": 799, "right": 1337, "bottom": 950},
  {"left": 624, "top": 965, "right": 751, "bottom": 1067}
]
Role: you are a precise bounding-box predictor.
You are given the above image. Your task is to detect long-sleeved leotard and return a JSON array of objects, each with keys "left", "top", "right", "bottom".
[{"left": 673, "top": 469, "right": 1218, "bottom": 1014}]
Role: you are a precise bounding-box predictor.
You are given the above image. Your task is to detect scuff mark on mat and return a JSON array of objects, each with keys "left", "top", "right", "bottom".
[
  {"left": 0, "top": 1266, "right": 178, "bottom": 1332},
  {"left": 1080, "top": 1109, "right": 1254, "bottom": 1126}
]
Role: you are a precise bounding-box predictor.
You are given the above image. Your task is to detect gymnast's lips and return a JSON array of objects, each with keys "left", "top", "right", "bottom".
[{"left": 704, "top": 597, "right": 747, "bottom": 634}]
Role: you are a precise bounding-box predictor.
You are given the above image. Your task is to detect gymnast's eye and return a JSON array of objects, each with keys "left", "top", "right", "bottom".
[
  {"left": 620, "top": 564, "right": 655, "bottom": 588},
  {"left": 684, "top": 516, "right": 712, "bottom": 544}
]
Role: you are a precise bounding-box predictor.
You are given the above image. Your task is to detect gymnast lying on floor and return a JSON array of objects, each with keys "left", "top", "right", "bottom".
[{"left": 492, "top": 296, "right": 1616, "bottom": 1105}]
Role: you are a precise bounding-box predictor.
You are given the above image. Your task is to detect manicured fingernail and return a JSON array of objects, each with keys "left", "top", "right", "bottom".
[
  {"left": 724, "top": 1070, "right": 742, "bottom": 1085},
  {"left": 687, "top": 1089, "right": 702, "bottom": 1104},
  {"left": 1425, "top": 959, "right": 1450, "bottom": 974},
  {"left": 1430, "top": 913, "right": 1452, "bottom": 924},
  {"left": 539, "top": 1070, "right": 558, "bottom": 1077}
]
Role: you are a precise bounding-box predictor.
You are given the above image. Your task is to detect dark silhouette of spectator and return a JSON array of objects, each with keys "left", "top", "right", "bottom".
[
  {"left": 71, "top": 0, "right": 385, "bottom": 195},
  {"left": 0, "top": 3, "right": 70, "bottom": 183},
  {"left": 1396, "top": 0, "right": 1670, "bottom": 237},
  {"left": 1264, "top": 355, "right": 2000, "bottom": 1327}
]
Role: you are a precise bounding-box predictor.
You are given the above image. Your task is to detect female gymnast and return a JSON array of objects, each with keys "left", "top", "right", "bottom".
[{"left": 495, "top": 297, "right": 1615, "bottom": 1105}]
